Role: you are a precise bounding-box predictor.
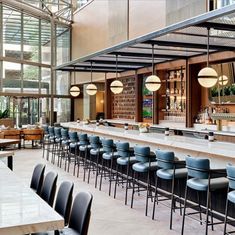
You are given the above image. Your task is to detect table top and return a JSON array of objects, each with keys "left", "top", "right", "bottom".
[
  {"left": 0, "top": 161, "right": 64, "bottom": 235},
  {"left": 0, "top": 139, "right": 20, "bottom": 146},
  {"left": 61, "top": 122, "right": 235, "bottom": 167},
  {"left": 0, "top": 150, "right": 14, "bottom": 158}
]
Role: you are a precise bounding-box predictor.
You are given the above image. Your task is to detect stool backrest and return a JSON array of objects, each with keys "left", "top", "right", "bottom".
[
  {"left": 54, "top": 127, "right": 62, "bottom": 139},
  {"left": 89, "top": 136, "right": 101, "bottom": 149},
  {"left": 134, "top": 146, "right": 150, "bottom": 162},
  {"left": 226, "top": 164, "right": 235, "bottom": 189},
  {"left": 48, "top": 126, "right": 55, "bottom": 137},
  {"left": 61, "top": 128, "right": 69, "bottom": 140},
  {"left": 116, "top": 142, "right": 130, "bottom": 158},
  {"left": 156, "top": 150, "right": 175, "bottom": 169},
  {"left": 69, "top": 131, "right": 79, "bottom": 142},
  {"left": 79, "top": 133, "right": 89, "bottom": 146},
  {"left": 54, "top": 181, "right": 74, "bottom": 225},
  {"left": 42, "top": 125, "right": 49, "bottom": 135},
  {"left": 68, "top": 191, "right": 93, "bottom": 235},
  {"left": 102, "top": 139, "right": 114, "bottom": 153},
  {"left": 185, "top": 156, "right": 210, "bottom": 179}
]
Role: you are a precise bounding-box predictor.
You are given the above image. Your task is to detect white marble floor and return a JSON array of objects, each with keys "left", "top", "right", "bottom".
[{"left": 11, "top": 148, "right": 229, "bottom": 235}]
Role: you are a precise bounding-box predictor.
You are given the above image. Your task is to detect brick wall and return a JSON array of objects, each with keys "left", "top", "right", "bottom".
[{"left": 111, "top": 76, "right": 135, "bottom": 119}]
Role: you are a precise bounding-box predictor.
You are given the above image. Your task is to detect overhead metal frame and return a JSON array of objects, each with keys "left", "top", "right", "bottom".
[{"left": 56, "top": 4, "right": 235, "bottom": 75}]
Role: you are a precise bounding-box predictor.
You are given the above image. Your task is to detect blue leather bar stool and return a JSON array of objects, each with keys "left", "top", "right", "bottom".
[
  {"left": 59, "top": 128, "right": 70, "bottom": 170},
  {"left": 131, "top": 146, "right": 158, "bottom": 216},
  {"left": 152, "top": 150, "right": 187, "bottom": 229},
  {"left": 181, "top": 156, "right": 228, "bottom": 235},
  {"left": 77, "top": 133, "right": 91, "bottom": 181},
  {"left": 224, "top": 164, "right": 235, "bottom": 235},
  {"left": 88, "top": 135, "right": 103, "bottom": 187},
  {"left": 114, "top": 141, "right": 136, "bottom": 204},
  {"left": 68, "top": 131, "right": 80, "bottom": 177},
  {"left": 51, "top": 127, "right": 62, "bottom": 164},
  {"left": 99, "top": 138, "right": 118, "bottom": 196},
  {"left": 44, "top": 126, "right": 55, "bottom": 161}
]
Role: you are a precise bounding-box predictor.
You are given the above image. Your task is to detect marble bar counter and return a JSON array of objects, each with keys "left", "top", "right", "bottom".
[
  {"left": 0, "top": 161, "right": 64, "bottom": 235},
  {"left": 61, "top": 122, "right": 235, "bottom": 168}
]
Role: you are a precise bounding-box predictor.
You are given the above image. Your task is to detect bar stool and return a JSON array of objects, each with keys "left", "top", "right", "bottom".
[
  {"left": 60, "top": 128, "right": 70, "bottom": 170},
  {"left": 99, "top": 138, "right": 118, "bottom": 196},
  {"left": 77, "top": 133, "right": 91, "bottom": 181},
  {"left": 68, "top": 131, "right": 80, "bottom": 176},
  {"left": 44, "top": 126, "right": 55, "bottom": 161},
  {"left": 181, "top": 156, "right": 228, "bottom": 235},
  {"left": 224, "top": 164, "right": 235, "bottom": 235},
  {"left": 113, "top": 141, "right": 136, "bottom": 204},
  {"left": 130, "top": 146, "right": 158, "bottom": 216},
  {"left": 52, "top": 127, "right": 62, "bottom": 164},
  {"left": 152, "top": 150, "right": 187, "bottom": 229},
  {"left": 88, "top": 135, "right": 103, "bottom": 187}
]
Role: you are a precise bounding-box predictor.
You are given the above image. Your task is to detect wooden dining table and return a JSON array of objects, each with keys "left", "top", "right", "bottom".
[
  {"left": 0, "top": 161, "right": 64, "bottom": 235},
  {"left": 0, "top": 138, "right": 20, "bottom": 149}
]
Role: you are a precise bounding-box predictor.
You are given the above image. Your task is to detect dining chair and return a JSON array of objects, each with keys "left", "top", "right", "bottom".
[
  {"left": 39, "top": 171, "right": 58, "bottom": 207},
  {"left": 60, "top": 191, "right": 93, "bottom": 235},
  {"left": 30, "top": 163, "right": 45, "bottom": 195}
]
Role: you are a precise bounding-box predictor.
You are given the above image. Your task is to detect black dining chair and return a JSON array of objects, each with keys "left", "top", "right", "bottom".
[
  {"left": 54, "top": 181, "right": 74, "bottom": 225},
  {"left": 30, "top": 163, "right": 45, "bottom": 195},
  {"left": 39, "top": 171, "right": 58, "bottom": 207},
  {"left": 60, "top": 191, "right": 93, "bottom": 235}
]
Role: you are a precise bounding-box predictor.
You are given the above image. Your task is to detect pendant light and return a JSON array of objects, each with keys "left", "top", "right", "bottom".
[
  {"left": 86, "top": 62, "right": 97, "bottom": 96},
  {"left": 110, "top": 55, "right": 123, "bottom": 94},
  {"left": 69, "top": 66, "right": 80, "bottom": 97},
  {"left": 198, "top": 28, "right": 218, "bottom": 88},
  {"left": 145, "top": 44, "right": 161, "bottom": 92}
]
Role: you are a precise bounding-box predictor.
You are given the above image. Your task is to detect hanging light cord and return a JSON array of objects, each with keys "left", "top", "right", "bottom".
[
  {"left": 116, "top": 54, "right": 118, "bottom": 80},
  {"left": 152, "top": 44, "right": 155, "bottom": 75},
  {"left": 73, "top": 66, "right": 76, "bottom": 85},
  {"left": 90, "top": 62, "right": 93, "bottom": 83},
  {"left": 207, "top": 28, "right": 210, "bottom": 67}
]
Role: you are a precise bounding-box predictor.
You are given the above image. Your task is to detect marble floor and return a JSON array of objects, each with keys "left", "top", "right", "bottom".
[{"left": 10, "top": 148, "right": 229, "bottom": 235}]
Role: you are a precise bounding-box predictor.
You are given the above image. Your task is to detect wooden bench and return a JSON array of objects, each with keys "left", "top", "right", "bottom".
[{"left": 22, "top": 128, "right": 44, "bottom": 148}]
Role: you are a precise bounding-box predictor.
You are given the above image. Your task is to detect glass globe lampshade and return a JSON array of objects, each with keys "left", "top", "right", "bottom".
[
  {"left": 86, "top": 83, "right": 97, "bottom": 95},
  {"left": 218, "top": 75, "right": 228, "bottom": 86},
  {"left": 70, "top": 86, "right": 80, "bottom": 97},
  {"left": 198, "top": 67, "right": 218, "bottom": 88},
  {"left": 145, "top": 75, "right": 161, "bottom": 92},
  {"left": 110, "top": 80, "right": 123, "bottom": 94}
]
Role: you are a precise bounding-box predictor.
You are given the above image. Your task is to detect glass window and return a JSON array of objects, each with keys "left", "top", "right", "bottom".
[
  {"left": 23, "top": 15, "right": 39, "bottom": 62},
  {"left": 23, "top": 64, "right": 39, "bottom": 94},
  {"left": 3, "top": 7, "right": 21, "bottom": 59},
  {"left": 2, "top": 61, "right": 22, "bottom": 93},
  {"left": 54, "top": 98, "right": 71, "bottom": 123},
  {"left": 41, "top": 20, "right": 51, "bottom": 65},
  {"left": 41, "top": 67, "right": 51, "bottom": 95},
  {"left": 56, "top": 71, "right": 69, "bottom": 95}
]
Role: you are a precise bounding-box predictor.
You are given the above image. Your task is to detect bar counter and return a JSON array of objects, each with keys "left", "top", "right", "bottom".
[{"left": 61, "top": 122, "right": 235, "bottom": 168}]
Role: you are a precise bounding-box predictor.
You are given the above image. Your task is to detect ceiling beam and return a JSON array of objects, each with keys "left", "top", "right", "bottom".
[{"left": 197, "top": 22, "right": 235, "bottom": 31}]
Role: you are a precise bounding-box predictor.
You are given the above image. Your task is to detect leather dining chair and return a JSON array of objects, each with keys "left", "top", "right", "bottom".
[{"left": 30, "top": 163, "right": 45, "bottom": 195}]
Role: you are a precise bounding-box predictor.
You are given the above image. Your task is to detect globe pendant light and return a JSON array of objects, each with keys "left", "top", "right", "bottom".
[
  {"left": 198, "top": 28, "right": 218, "bottom": 88},
  {"left": 86, "top": 62, "right": 97, "bottom": 96},
  {"left": 110, "top": 55, "right": 123, "bottom": 94},
  {"left": 145, "top": 44, "right": 161, "bottom": 92},
  {"left": 70, "top": 66, "right": 80, "bottom": 97}
]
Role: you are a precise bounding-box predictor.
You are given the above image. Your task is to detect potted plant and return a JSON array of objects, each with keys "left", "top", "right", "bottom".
[
  {"left": 0, "top": 108, "right": 13, "bottom": 128},
  {"left": 138, "top": 123, "right": 150, "bottom": 133}
]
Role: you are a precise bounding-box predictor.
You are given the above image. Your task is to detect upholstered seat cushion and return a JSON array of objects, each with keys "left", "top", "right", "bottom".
[
  {"left": 228, "top": 190, "right": 235, "bottom": 204},
  {"left": 60, "top": 227, "right": 80, "bottom": 235},
  {"left": 70, "top": 142, "right": 79, "bottom": 148},
  {"left": 61, "top": 140, "right": 69, "bottom": 145},
  {"left": 132, "top": 161, "right": 158, "bottom": 173},
  {"left": 90, "top": 148, "right": 103, "bottom": 156},
  {"left": 79, "top": 145, "right": 91, "bottom": 151},
  {"left": 157, "top": 168, "right": 187, "bottom": 180},
  {"left": 117, "top": 156, "right": 137, "bottom": 166},
  {"left": 187, "top": 177, "right": 228, "bottom": 191},
  {"left": 102, "top": 152, "right": 119, "bottom": 160}
]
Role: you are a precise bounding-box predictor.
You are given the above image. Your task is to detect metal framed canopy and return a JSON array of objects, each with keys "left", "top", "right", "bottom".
[{"left": 56, "top": 4, "right": 235, "bottom": 74}]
